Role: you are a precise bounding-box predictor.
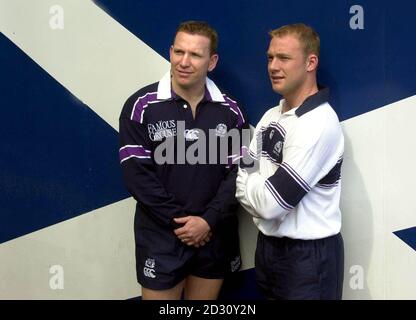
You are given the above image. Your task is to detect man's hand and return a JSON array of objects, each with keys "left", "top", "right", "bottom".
[
  {"left": 174, "top": 216, "right": 211, "bottom": 247},
  {"left": 193, "top": 231, "right": 213, "bottom": 248}
]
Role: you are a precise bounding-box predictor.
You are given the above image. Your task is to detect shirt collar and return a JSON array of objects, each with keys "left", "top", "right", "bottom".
[
  {"left": 156, "top": 71, "right": 225, "bottom": 103},
  {"left": 295, "top": 86, "right": 330, "bottom": 117}
]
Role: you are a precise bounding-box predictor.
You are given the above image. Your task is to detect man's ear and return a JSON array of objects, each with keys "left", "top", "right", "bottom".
[
  {"left": 306, "top": 54, "right": 318, "bottom": 72},
  {"left": 208, "top": 54, "right": 219, "bottom": 72}
]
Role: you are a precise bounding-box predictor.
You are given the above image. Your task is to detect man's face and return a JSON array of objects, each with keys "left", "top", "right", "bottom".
[
  {"left": 267, "top": 35, "right": 309, "bottom": 97},
  {"left": 170, "top": 31, "right": 218, "bottom": 91}
]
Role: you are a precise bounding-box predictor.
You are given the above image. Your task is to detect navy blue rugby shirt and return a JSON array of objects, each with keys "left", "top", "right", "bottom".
[{"left": 119, "top": 72, "right": 249, "bottom": 230}]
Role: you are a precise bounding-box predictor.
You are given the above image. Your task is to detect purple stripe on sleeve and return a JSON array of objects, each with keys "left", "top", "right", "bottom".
[
  {"left": 223, "top": 95, "right": 245, "bottom": 128},
  {"left": 119, "top": 145, "right": 151, "bottom": 163},
  {"left": 131, "top": 92, "right": 159, "bottom": 123},
  {"left": 228, "top": 146, "right": 252, "bottom": 165},
  {"left": 227, "top": 153, "right": 244, "bottom": 166},
  {"left": 317, "top": 181, "right": 340, "bottom": 189}
]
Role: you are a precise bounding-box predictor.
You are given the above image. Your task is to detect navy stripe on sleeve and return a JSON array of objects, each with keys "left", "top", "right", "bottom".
[
  {"left": 318, "top": 157, "right": 343, "bottom": 185},
  {"left": 266, "top": 164, "right": 309, "bottom": 208},
  {"left": 265, "top": 180, "right": 294, "bottom": 211}
]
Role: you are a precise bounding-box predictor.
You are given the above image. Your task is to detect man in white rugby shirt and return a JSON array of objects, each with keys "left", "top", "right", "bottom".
[{"left": 236, "top": 23, "right": 344, "bottom": 300}]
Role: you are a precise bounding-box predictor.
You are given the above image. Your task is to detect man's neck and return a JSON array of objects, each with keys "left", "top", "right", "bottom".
[
  {"left": 282, "top": 82, "right": 319, "bottom": 113},
  {"left": 171, "top": 80, "right": 206, "bottom": 109}
]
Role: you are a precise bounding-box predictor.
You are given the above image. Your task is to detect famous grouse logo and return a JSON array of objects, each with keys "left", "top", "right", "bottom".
[{"left": 147, "top": 120, "right": 177, "bottom": 141}]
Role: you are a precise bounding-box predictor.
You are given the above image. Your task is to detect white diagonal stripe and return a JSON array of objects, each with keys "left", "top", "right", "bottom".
[
  {"left": 0, "top": 0, "right": 169, "bottom": 130},
  {"left": 0, "top": 198, "right": 140, "bottom": 299}
]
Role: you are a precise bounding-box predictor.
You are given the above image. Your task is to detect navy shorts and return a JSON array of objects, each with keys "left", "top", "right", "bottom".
[
  {"left": 255, "top": 232, "right": 344, "bottom": 300},
  {"left": 134, "top": 211, "right": 241, "bottom": 290}
]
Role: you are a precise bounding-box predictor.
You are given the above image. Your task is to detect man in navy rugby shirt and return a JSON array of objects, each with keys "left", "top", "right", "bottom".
[
  {"left": 119, "top": 21, "right": 247, "bottom": 300},
  {"left": 236, "top": 24, "right": 344, "bottom": 300}
]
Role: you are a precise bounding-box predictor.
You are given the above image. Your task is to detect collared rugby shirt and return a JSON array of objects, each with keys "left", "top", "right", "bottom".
[
  {"left": 119, "top": 72, "right": 248, "bottom": 230},
  {"left": 236, "top": 88, "right": 344, "bottom": 240}
]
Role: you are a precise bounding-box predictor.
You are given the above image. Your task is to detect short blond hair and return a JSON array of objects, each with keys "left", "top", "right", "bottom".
[
  {"left": 175, "top": 21, "right": 218, "bottom": 55},
  {"left": 269, "top": 23, "right": 320, "bottom": 58}
]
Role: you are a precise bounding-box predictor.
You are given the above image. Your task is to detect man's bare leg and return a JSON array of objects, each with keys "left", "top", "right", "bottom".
[
  {"left": 141, "top": 279, "right": 185, "bottom": 300},
  {"left": 184, "top": 275, "right": 223, "bottom": 300}
]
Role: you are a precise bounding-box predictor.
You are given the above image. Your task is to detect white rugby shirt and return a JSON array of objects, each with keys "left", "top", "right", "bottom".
[{"left": 236, "top": 88, "right": 344, "bottom": 240}]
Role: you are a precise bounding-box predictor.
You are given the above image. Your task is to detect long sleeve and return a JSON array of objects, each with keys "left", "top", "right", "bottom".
[
  {"left": 235, "top": 117, "right": 262, "bottom": 218},
  {"left": 119, "top": 115, "right": 183, "bottom": 228},
  {"left": 201, "top": 164, "right": 239, "bottom": 229},
  {"left": 236, "top": 167, "right": 260, "bottom": 217}
]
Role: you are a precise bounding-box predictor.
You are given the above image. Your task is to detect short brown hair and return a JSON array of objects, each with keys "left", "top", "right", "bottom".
[
  {"left": 269, "top": 23, "right": 320, "bottom": 58},
  {"left": 175, "top": 21, "right": 218, "bottom": 55}
]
